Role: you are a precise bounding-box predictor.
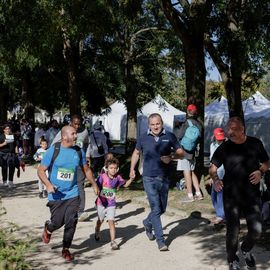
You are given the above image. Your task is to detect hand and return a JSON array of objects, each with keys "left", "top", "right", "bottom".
[
  {"left": 249, "top": 170, "right": 262, "bottom": 185},
  {"left": 160, "top": 155, "right": 172, "bottom": 164},
  {"left": 47, "top": 184, "right": 56, "bottom": 193},
  {"left": 213, "top": 179, "right": 223, "bottom": 192},
  {"left": 129, "top": 169, "right": 136, "bottom": 179},
  {"left": 92, "top": 183, "right": 100, "bottom": 196}
]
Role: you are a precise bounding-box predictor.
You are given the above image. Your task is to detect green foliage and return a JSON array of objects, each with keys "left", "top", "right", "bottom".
[{"left": 0, "top": 198, "right": 31, "bottom": 270}]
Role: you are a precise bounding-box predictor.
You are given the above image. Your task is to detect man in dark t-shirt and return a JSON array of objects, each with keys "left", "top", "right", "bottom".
[{"left": 209, "top": 117, "right": 270, "bottom": 270}]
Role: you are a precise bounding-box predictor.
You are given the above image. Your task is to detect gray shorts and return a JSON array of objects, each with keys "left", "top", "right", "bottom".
[
  {"left": 177, "top": 159, "right": 195, "bottom": 171},
  {"left": 97, "top": 205, "right": 116, "bottom": 221}
]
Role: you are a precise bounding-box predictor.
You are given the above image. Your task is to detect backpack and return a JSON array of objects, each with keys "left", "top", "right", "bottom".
[
  {"left": 180, "top": 120, "right": 200, "bottom": 152},
  {"left": 48, "top": 142, "right": 83, "bottom": 175}
]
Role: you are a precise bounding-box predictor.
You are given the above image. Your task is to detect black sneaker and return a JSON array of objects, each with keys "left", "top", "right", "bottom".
[
  {"left": 229, "top": 259, "right": 240, "bottom": 270},
  {"left": 39, "top": 192, "right": 43, "bottom": 199},
  {"left": 242, "top": 250, "right": 256, "bottom": 268},
  {"left": 142, "top": 220, "right": 155, "bottom": 241}
]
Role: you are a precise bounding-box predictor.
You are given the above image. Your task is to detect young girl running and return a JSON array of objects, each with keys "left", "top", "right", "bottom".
[{"left": 94, "top": 157, "right": 133, "bottom": 250}]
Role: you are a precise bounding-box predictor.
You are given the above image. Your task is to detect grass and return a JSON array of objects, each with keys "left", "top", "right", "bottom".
[{"left": 0, "top": 199, "right": 32, "bottom": 270}]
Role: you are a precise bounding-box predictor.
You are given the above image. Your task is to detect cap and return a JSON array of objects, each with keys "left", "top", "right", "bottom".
[
  {"left": 187, "top": 104, "right": 197, "bottom": 113},
  {"left": 213, "top": 128, "right": 225, "bottom": 141}
]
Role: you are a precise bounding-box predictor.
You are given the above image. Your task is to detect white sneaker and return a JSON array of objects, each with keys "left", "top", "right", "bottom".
[
  {"left": 3, "top": 181, "right": 8, "bottom": 186},
  {"left": 78, "top": 212, "right": 89, "bottom": 222},
  {"left": 8, "top": 182, "right": 15, "bottom": 188}
]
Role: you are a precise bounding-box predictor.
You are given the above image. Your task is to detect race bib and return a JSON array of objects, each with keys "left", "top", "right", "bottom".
[
  {"left": 57, "top": 168, "right": 75, "bottom": 181},
  {"left": 100, "top": 187, "right": 116, "bottom": 199}
]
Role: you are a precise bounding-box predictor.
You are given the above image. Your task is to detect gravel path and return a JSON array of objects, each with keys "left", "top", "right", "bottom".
[{"left": 1, "top": 166, "right": 270, "bottom": 270}]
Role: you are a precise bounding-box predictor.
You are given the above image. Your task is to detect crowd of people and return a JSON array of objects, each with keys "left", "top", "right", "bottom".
[{"left": 1, "top": 108, "right": 270, "bottom": 270}]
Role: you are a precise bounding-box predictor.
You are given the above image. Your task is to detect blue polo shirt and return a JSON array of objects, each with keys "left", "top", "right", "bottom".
[{"left": 136, "top": 129, "right": 180, "bottom": 177}]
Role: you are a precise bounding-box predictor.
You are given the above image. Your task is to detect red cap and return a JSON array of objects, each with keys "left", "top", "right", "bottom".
[
  {"left": 213, "top": 128, "right": 225, "bottom": 141},
  {"left": 187, "top": 104, "right": 197, "bottom": 113}
]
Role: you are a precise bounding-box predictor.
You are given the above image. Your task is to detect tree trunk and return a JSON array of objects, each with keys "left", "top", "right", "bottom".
[
  {"left": 21, "top": 69, "right": 35, "bottom": 122},
  {"left": 0, "top": 85, "right": 8, "bottom": 124},
  {"left": 63, "top": 38, "right": 81, "bottom": 116},
  {"left": 183, "top": 41, "right": 206, "bottom": 182}
]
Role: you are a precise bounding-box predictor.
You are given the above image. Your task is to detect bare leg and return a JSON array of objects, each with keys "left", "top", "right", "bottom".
[
  {"left": 183, "top": 170, "right": 193, "bottom": 194},
  {"left": 108, "top": 220, "right": 116, "bottom": 241},
  {"left": 191, "top": 171, "right": 201, "bottom": 193}
]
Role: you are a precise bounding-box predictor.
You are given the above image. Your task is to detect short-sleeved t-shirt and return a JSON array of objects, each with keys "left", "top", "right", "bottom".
[
  {"left": 41, "top": 144, "right": 87, "bottom": 201},
  {"left": 211, "top": 136, "right": 269, "bottom": 198},
  {"left": 136, "top": 129, "right": 180, "bottom": 177},
  {"left": 96, "top": 173, "right": 126, "bottom": 207},
  {"left": 0, "top": 134, "right": 17, "bottom": 153}
]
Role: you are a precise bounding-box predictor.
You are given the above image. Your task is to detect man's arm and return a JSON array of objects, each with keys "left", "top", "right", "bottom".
[
  {"left": 37, "top": 165, "right": 55, "bottom": 193},
  {"left": 209, "top": 163, "right": 223, "bottom": 192},
  {"left": 83, "top": 164, "right": 99, "bottom": 195},
  {"left": 249, "top": 160, "right": 270, "bottom": 185},
  {"left": 129, "top": 148, "right": 140, "bottom": 179}
]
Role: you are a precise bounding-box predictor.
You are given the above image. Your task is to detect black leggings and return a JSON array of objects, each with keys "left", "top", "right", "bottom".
[
  {"left": 47, "top": 196, "right": 79, "bottom": 249},
  {"left": 224, "top": 196, "right": 262, "bottom": 262},
  {"left": 1, "top": 155, "right": 16, "bottom": 182}
]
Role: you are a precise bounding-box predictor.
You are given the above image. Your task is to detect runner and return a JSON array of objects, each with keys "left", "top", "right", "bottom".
[{"left": 37, "top": 126, "right": 99, "bottom": 262}]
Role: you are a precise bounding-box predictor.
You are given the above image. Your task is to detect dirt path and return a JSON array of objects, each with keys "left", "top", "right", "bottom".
[{"left": 1, "top": 166, "right": 270, "bottom": 270}]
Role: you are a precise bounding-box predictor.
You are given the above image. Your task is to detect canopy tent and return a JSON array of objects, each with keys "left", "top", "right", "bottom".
[
  {"left": 91, "top": 95, "right": 184, "bottom": 142},
  {"left": 244, "top": 91, "right": 270, "bottom": 155},
  {"left": 204, "top": 96, "right": 229, "bottom": 153},
  {"left": 205, "top": 91, "right": 270, "bottom": 155},
  {"left": 91, "top": 101, "right": 127, "bottom": 142},
  {"left": 137, "top": 95, "right": 185, "bottom": 137}
]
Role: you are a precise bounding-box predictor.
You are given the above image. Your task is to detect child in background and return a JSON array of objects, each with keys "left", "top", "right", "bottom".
[
  {"left": 33, "top": 138, "right": 48, "bottom": 198},
  {"left": 94, "top": 157, "right": 133, "bottom": 250}
]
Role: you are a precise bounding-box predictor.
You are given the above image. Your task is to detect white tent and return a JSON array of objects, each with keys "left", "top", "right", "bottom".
[
  {"left": 91, "top": 101, "right": 127, "bottom": 142},
  {"left": 204, "top": 96, "right": 229, "bottom": 152},
  {"left": 204, "top": 91, "right": 270, "bottom": 155},
  {"left": 243, "top": 91, "right": 270, "bottom": 155},
  {"left": 137, "top": 95, "right": 185, "bottom": 137}
]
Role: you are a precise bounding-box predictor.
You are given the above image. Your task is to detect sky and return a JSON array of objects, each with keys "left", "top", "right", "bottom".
[{"left": 206, "top": 57, "right": 220, "bottom": 82}]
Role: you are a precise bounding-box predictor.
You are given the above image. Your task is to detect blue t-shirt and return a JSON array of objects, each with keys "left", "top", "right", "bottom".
[
  {"left": 136, "top": 129, "right": 180, "bottom": 177},
  {"left": 41, "top": 144, "right": 87, "bottom": 201}
]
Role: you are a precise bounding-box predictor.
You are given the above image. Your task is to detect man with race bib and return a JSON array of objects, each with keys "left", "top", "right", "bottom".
[{"left": 38, "top": 126, "right": 99, "bottom": 262}]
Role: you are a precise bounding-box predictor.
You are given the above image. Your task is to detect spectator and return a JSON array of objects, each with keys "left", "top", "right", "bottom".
[
  {"left": 176, "top": 104, "right": 203, "bottom": 202},
  {"left": 86, "top": 123, "right": 108, "bottom": 175},
  {"left": 0, "top": 124, "right": 20, "bottom": 188},
  {"left": 45, "top": 120, "right": 59, "bottom": 147},
  {"left": 20, "top": 119, "right": 33, "bottom": 156}
]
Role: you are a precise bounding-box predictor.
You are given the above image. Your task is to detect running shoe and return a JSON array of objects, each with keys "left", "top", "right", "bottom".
[
  {"left": 241, "top": 249, "right": 256, "bottom": 268},
  {"left": 229, "top": 259, "right": 240, "bottom": 270},
  {"left": 110, "top": 241, "right": 119, "bottom": 250},
  {"left": 78, "top": 212, "right": 89, "bottom": 222},
  {"left": 143, "top": 220, "right": 155, "bottom": 241},
  {"left": 158, "top": 243, "right": 169, "bottom": 251},
  {"left": 62, "top": 249, "right": 74, "bottom": 262},
  {"left": 42, "top": 220, "right": 51, "bottom": 244}
]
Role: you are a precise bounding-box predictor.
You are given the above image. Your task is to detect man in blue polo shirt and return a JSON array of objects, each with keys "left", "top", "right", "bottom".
[
  {"left": 130, "top": 113, "right": 184, "bottom": 251},
  {"left": 38, "top": 126, "right": 99, "bottom": 262}
]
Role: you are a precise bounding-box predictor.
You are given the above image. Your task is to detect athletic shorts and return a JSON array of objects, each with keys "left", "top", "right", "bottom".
[
  {"left": 177, "top": 159, "right": 195, "bottom": 171},
  {"left": 97, "top": 205, "right": 116, "bottom": 221}
]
